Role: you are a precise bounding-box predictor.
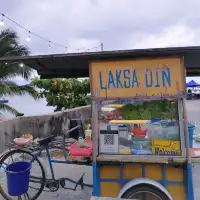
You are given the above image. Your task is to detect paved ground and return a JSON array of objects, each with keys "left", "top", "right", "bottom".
[
  {"left": 2, "top": 100, "right": 200, "bottom": 200},
  {"left": 38, "top": 163, "right": 93, "bottom": 200}
]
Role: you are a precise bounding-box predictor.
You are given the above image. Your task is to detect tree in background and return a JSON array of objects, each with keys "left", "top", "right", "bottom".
[
  {"left": 31, "top": 78, "right": 90, "bottom": 111},
  {"left": 0, "top": 29, "right": 39, "bottom": 116}
]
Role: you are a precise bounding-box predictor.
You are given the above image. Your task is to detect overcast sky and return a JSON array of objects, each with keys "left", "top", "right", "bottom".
[{"left": 1, "top": 0, "right": 200, "bottom": 117}]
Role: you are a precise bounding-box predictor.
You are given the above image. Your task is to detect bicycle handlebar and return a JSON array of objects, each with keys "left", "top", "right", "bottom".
[{"left": 65, "top": 125, "right": 82, "bottom": 137}]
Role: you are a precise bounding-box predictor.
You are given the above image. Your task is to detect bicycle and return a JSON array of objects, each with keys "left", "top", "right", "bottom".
[{"left": 0, "top": 125, "right": 93, "bottom": 200}]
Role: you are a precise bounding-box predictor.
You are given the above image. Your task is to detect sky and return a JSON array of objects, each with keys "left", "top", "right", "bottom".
[{"left": 1, "top": 0, "right": 200, "bottom": 117}]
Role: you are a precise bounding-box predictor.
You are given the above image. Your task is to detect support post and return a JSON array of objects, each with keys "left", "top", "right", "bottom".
[
  {"left": 92, "top": 100, "right": 98, "bottom": 162},
  {"left": 183, "top": 98, "right": 194, "bottom": 200},
  {"left": 101, "top": 43, "right": 103, "bottom": 51}
]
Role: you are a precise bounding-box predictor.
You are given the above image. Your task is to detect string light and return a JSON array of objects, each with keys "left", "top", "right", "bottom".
[
  {"left": 19, "top": 63, "right": 24, "bottom": 67},
  {"left": 0, "top": 12, "right": 103, "bottom": 53},
  {"left": 26, "top": 31, "right": 31, "bottom": 42},
  {"left": 0, "top": 14, "right": 4, "bottom": 26}
]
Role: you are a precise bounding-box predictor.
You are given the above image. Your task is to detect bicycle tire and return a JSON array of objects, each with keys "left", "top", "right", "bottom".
[
  {"left": 0, "top": 149, "right": 46, "bottom": 200},
  {"left": 121, "top": 184, "right": 170, "bottom": 200}
]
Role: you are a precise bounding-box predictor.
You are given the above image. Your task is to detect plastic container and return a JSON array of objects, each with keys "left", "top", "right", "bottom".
[
  {"left": 85, "top": 124, "right": 92, "bottom": 140},
  {"left": 6, "top": 161, "right": 32, "bottom": 196},
  {"left": 69, "top": 140, "right": 93, "bottom": 157},
  {"left": 188, "top": 124, "right": 195, "bottom": 148},
  {"left": 14, "top": 138, "right": 29, "bottom": 146}
]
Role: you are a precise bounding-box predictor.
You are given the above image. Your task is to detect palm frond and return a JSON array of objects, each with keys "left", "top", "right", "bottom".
[
  {"left": 18, "top": 85, "right": 40, "bottom": 100},
  {"left": 0, "top": 29, "right": 30, "bottom": 57},
  {"left": 0, "top": 81, "right": 40, "bottom": 99},
  {"left": 0, "top": 103, "right": 19, "bottom": 116},
  {"left": 0, "top": 63, "right": 33, "bottom": 80},
  {"left": 0, "top": 29, "right": 32, "bottom": 80}
]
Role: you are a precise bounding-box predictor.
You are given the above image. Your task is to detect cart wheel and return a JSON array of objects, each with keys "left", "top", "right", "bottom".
[{"left": 121, "top": 184, "right": 170, "bottom": 200}]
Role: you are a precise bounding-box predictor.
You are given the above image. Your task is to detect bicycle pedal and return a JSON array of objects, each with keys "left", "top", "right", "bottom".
[
  {"left": 80, "top": 173, "right": 85, "bottom": 178},
  {"left": 78, "top": 173, "right": 85, "bottom": 190},
  {"left": 59, "top": 178, "right": 66, "bottom": 188}
]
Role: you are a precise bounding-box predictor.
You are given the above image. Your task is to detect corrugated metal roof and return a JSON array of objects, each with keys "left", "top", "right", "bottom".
[{"left": 0, "top": 46, "right": 200, "bottom": 78}]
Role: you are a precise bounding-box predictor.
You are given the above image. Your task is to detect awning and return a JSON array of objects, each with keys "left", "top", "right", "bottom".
[
  {"left": 186, "top": 80, "right": 200, "bottom": 87},
  {"left": 0, "top": 100, "right": 8, "bottom": 104},
  {"left": 1, "top": 46, "right": 200, "bottom": 78}
]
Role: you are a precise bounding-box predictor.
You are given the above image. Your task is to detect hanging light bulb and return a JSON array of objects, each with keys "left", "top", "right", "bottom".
[
  {"left": 0, "top": 14, "right": 4, "bottom": 26},
  {"left": 19, "top": 63, "right": 24, "bottom": 68},
  {"left": 26, "top": 31, "right": 31, "bottom": 42},
  {"left": 49, "top": 41, "right": 51, "bottom": 48}
]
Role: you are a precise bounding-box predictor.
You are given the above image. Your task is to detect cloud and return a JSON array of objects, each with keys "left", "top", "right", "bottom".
[
  {"left": 132, "top": 24, "right": 197, "bottom": 49},
  {"left": 2, "top": 94, "right": 54, "bottom": 118},
  {"left": 2, "top": 0, "right": 200, "bottom": 54}
]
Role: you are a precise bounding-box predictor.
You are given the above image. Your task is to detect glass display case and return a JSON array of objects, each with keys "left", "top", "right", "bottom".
[{"left": 97, "top": 99, "right": 182, "bottom": 157}]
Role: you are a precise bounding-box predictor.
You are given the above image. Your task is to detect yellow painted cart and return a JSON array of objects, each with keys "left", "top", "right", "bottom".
[{"left": 90, "top": 57, "right": 193, "bottom": 200}]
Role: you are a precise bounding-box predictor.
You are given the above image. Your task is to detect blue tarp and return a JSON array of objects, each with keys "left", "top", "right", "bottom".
[
  {"left": 0, "top": 100, "right": 8, "bottom": 104},
  {"left": 186, "top": 80, "right": 200, "bottom": 87}
]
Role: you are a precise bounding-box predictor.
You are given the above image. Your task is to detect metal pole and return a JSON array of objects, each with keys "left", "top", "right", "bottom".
[
  {"left": 100, "top": 43, "right": 103, "bottom": 51},
  {"left": 182, "top": 98, "right": 191, "bottom": 164},
  {"left": 178, "top": 98, "right": 186, "bottom": 157},
  {"left": 92, "top": 100, "right": 98, "bottom": 162}
]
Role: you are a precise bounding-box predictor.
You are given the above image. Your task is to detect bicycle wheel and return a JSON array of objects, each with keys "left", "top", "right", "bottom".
[
  {"left": 121, "top": 184, "right": 170, "bottom": 200},
  {"left": 0, "top": 149, "right": 45, "bottom": 200}
]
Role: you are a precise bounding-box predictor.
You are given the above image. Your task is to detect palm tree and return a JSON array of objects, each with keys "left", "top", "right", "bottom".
[{"left": 0, "top": 29, "right": 39, "bottom": 116}]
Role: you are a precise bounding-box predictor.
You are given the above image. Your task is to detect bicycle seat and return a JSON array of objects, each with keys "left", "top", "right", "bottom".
[{"left": 38, "top": 135, "right": 54, "bottom": 146}]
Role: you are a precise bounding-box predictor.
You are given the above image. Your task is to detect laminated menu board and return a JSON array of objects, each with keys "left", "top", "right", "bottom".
[{"left": 99, "top": 124, "right": 119, "bottom": 154}]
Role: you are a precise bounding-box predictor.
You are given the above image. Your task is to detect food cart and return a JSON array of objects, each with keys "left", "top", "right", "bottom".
[
  {"left": 90, "top": 57, "right": 193, "bottom": 200},
  {"left": 1, "top": 46, "right": 200, "bottom": 200}
]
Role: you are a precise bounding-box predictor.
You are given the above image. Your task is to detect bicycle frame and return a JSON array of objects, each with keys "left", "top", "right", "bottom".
[
  {"left": 29, "top": 125, "right": 93, "bottom": 190},
  {"left": 45, "top": 125, "right": 92, "bottom": 179},
  {"left": 0, "top": 125, "right": 93, "bottom": 195},
  {"left": 45, "top": 145, "right": 92, "bottom": 187}
]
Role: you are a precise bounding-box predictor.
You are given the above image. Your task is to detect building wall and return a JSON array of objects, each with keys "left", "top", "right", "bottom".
[{"left": 0, "top": 106, "right": 91, "bottom": 152}]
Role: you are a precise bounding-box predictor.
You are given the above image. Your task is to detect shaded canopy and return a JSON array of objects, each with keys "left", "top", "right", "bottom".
[
  {"left": 1, "top": 46, "right": 200, "bottom": 78},
  {"left": 186, "top": 80, "right": 200, "bottom": 87}
]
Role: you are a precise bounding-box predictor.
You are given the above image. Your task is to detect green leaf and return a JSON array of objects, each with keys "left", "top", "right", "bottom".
[
  {"left": 0, "top": 29, "right": 40, "bottom": 115},
  {"left": 0, "top": 103, "right": 19, "bottom": 116}
]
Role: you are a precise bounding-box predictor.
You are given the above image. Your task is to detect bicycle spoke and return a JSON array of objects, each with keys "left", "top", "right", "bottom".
[
  {"left": 10, "top": 150, "right": 14, "bottom": 163},
  {"left": 29, "top": 177, "right": 43, "bottom": 184},
  {"left": 24, "top": 192, "right": 30, "bottom": 200},
  {"left": 22, "top": 153, "right": 25, "bottom": 161}
]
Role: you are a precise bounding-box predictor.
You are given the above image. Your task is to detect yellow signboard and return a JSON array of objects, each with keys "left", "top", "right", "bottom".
[
  {"left": 90, "top": 57, "right": 185, "bottom": 98},
  {"left": 152, "top": 139, "right": 181, "bottom": 156}
]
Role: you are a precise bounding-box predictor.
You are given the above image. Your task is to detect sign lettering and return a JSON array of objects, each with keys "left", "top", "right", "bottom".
[
  {"left": 152, "top": 139, "right": 181, "bottom": 156},
  {"left": 90, "top": 57, "right": 185, "bottom": 98}
]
